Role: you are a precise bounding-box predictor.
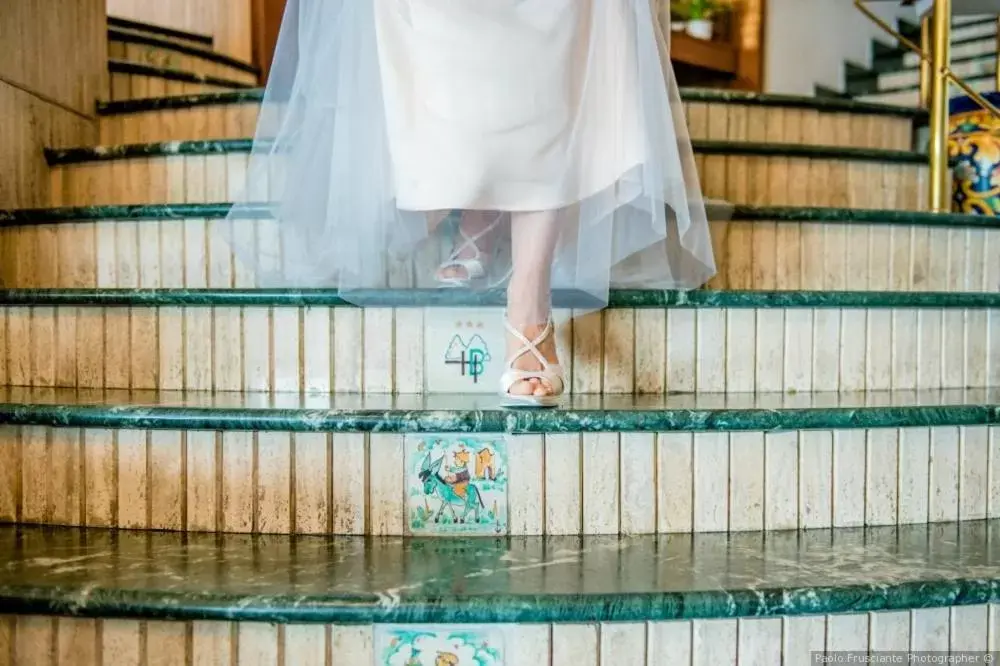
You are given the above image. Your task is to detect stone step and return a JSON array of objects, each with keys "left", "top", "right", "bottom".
[
  {"left": 0, "top": 290, "right": 995, "bottom": 394},
  {"left": 45, "top": 139, "right": 932, "bottom": 210},
  {"left": 0, "top": 521, "right": 996, "bottom": 664},
  {"left": 0, "top": 388, "right": 997, "bottom": 535},
  {"left": 107, "top": 60, "right": 255, "bottom": 102},
  {"left": 903, "top": 34, "right": 1000, "bottom": 67},
  {"left": 96, "top": 89, "right": 921, "bottom": 150},
  {"left": 107, "top": 15, "right": 214, "bottom": 50},
  {"left": 2, "top": 204, "right": 996, "bottom": 293},
  {"left": 860, "top": 72, "right": 995, "bottom": 107},
  {"left": 930, "top": 18, "right": 999, "bottom": 45},
  {"left": 879, "top": 53, "right": 997, "bottom": 93},
  {"left": 108, "top": 27, "right": 258, "bottom": 88}
]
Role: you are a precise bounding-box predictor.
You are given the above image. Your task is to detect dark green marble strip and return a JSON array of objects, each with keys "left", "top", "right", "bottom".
[
  {"left": 107, "top": 60, "right": 255, "bottom": 90},
  {"left": 109, "top": 28, "right": 259, "bottom": 74},
  {"left": 0, "top": 203, "right": 243, "bottom": 224},
  {"left": 107, "top": 16, "right": 213, "bottom": 46},
  {"left": 0, "top": 521, "right": 996, "bottom": 624},
  {"left": 679, "top": 88, "right": 922, "bottom": 117},
  {"left": 4, "top": 579, "right": 999, "bottom": 624},
  {"left": 693, "top": 140, "right": 927, "bottom": 164},
  {"left": 724, "top": 205, "right": 1000, "bottom": 228},
  {"left": 3, "top": 203, "right": 998, "bottom": 230},
  {"left": 0, "top": 400, "right": 995, "bottom": 434},
  {"left": 45, "top": 138, "right": 253, "bottom": 165},
  {"left": 94, "top": 87, "right": 922, "bottom": 118},
  {"left": 44, "top": 137, "right": 927, "bottom": 166},
  {"left": 0, "top": 288, "right": 996, "bottom": 309},
  {"left": 98, "top": 90, "right": 264, "bottom": 115}
]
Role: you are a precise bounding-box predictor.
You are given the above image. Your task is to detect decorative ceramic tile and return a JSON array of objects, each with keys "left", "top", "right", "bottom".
[
  {"left": 424, "top": 309, "right": 504, "bottom": 393},
  {"left": 405, "top": 434, "right": 509, "bottom": 536},
  {"left": 376, "top": 626, "right": 506, "bottom": 666}
]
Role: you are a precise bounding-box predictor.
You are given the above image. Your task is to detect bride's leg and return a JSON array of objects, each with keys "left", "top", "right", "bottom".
[{"left": 506, "top": 209, "right": 561, "bottom": 397}]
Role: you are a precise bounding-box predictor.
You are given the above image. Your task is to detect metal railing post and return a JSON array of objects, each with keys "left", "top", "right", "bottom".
[
  {"left": 995, "top": 16, "right": 1000, "bottom": 91},
  {"left": 920, "top": 15, "right": 932, "bottom": 108},
  {"left": 928, "top": 0, "right": 952, "bottom": 213}
]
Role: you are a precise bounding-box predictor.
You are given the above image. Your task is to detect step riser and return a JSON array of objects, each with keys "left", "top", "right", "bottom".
[
  {"left": 3, "top": 606, "right": 998, "bottom": 663},
  {"left": 99, "top": 103, "right": 260, "bottom": 144},
  {"left": 948, "top": 21, "right": 999, "bottom": 43},
  {"left": 880, "top": 57, "right": 995, "bottom": 92},
  {"left": 861, "top": 74, "right": 994, "bottom": 106},
  {"left": 107, "top": 18, "right": 214, "bottom": 50},
  {"left": 0, "top": 305, "right": 996, "bottom": 394},
  {"left": 2, "top": 425, "right": 996, "bottom": 535},
  {"left": 3, "top": 219, "right": 996, "bottom": 294},
  {"left": 50, "top": 154, "right": 931, "bottom": 211},
  {"left": 905, "top": 38, "right": 999, "bottom": 66},
  {"left": 98, "top": 101, "right": 916, "bottom": 150},
  {"left": 109, "top": 73, "right": 239, "bottom": 102},
  {"left": 109, "top": 42, "right": 257, "bottom": 86}
]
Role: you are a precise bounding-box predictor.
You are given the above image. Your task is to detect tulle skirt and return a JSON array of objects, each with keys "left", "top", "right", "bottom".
[{"left": 226, "top": 0, "right": 716, "bottom": 310}]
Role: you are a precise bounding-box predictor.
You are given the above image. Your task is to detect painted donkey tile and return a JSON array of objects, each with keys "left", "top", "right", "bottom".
[
  {"left": 405, "top": 434, "right": 509, "bottom": 535},
  {"left": 376, "top": 625, "right": 506, "bottom": 666}
]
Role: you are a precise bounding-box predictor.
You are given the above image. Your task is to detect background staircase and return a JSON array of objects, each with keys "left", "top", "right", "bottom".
[
  {"left": 0, "top": 13, "right": 998, "bottom": 666},
  {"left": 844, "top": 14, "right": 999, "bottom": 107}
]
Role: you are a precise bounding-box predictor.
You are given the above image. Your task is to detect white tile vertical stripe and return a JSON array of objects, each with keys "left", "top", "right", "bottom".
[
  {"left": 765, "top": 432, "right": 799, "bottom": 530},
  {"left": 693, "top": 433, "right": 729, "bottom": 533}
]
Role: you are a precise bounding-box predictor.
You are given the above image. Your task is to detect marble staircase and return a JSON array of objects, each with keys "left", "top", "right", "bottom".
[{"left": 0, "top": 15, "right": 998, "bottom": 666}]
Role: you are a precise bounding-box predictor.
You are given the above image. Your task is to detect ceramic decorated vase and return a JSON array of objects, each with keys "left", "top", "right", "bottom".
[{"left": 949, "top": 92, "right": 1000, "bottom": 215}]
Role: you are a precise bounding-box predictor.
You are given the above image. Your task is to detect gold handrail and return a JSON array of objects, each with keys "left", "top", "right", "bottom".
[{"left": 854, "top": 0, "right": 1000, "bottom": 212}]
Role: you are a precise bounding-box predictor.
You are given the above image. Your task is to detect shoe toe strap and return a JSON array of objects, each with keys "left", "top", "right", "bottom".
[
  {"left": 501, "top": 366, "right": 564, "bottom": 393},
  {"left": 437, "top": 257, "right": 485, "bottom": 278}
]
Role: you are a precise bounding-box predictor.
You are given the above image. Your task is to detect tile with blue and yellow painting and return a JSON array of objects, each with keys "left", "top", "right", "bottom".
[
  {"left": 404, "top": 434, "right": 508, "bottom": 536},
  {"left": 376, "top": 625, "right": 505, "bottom": 666}
]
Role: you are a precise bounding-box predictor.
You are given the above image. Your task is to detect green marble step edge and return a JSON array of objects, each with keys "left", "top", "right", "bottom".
[
  {"left": 44, "top": 138, "right": 931, "bottom": 166},
  {"left": 96, "top": 87, "right": 923, "bottom": 118},
  {"left": 0, "top": 288, "right": 997, "bottom": 309},
  {"left": 0, "top": 573, "right": 997, "bottom": 625},
  {"left": 108, "top": 27, "right": 259, "bottom": 75},
  {"left": 3, "top": 203, "right": 995, "bottom": 230},
  {"left": 107, "top": 59, "right": 255, "bottom": 91},
  {"left": 107, "top": 16, "right": 213, "bottom": 47},
  {"left": 0, "top": 400, "right": 997, "bottom": 434}
]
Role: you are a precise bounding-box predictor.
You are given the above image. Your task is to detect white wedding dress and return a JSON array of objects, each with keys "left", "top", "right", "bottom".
[{"left": 226, "top": 0, "right": 715, "bottom": 309}]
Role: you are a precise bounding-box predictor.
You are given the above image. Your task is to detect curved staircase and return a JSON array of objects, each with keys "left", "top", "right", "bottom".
[{"left": 0, "top": 14, "right": 998, "bottom": 666}]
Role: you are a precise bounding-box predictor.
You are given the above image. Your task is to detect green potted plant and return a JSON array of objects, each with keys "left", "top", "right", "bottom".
[
  {"left": 685, "top": 0, "right": 724, "bottom": 40},
  {"left": 669, "top": 0, "right": 691, "bottom": 32}
]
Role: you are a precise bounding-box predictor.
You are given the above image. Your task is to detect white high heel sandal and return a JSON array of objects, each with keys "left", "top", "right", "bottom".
[
  {"left": 500, "top": 315, "right": 565, "bottom": 408},
  {"left": 435, "top": 214, "right": 503, "bottom": 288}
]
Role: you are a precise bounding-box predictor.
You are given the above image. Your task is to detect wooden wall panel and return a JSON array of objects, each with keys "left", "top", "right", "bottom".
[
  {"left": 0, "top": 0, "right": 104, "bottom": 208},
  {"left": 0, "top": 0, "right": 106, "bottom": 115},
  {"left": 105, "top": 0, "right": 255, "bottom": 63},
  {"left": 0, "top": 83, "right": 98, "bottom": 209},
  {"left": 251, "top": 0, "right": 286, "bottom": 80}
]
